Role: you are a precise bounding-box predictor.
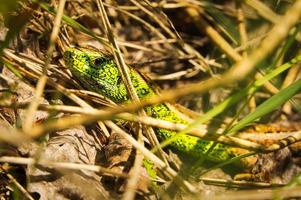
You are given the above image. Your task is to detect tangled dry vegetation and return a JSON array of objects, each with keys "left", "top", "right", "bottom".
[{"left": 0, "top": 0, "right": 301, "bottom": 199}]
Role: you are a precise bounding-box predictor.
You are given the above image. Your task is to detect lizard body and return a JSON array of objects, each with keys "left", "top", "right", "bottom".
[{"left": 63, "top": 48, "right": 254, "bottom": 167}]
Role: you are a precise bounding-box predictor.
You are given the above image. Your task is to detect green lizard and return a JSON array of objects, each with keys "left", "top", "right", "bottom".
[{"left": 63, "top": 47, "right": 255, "bottom": 168}]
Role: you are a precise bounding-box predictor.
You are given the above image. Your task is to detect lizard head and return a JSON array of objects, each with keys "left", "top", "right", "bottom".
[
  {"left": 64, "top": 47, "right": 128, "bottom": 102},
  {"left": 64, "top": 47, "right": 153, "bottom": 103},
  {"left": 64, "top": 47, "right": 109, "bottom": 77}
]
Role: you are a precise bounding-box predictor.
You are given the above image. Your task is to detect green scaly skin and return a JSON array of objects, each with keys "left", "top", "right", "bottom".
[{"left": 63, "top": 48, "right": 253, "bottom": 167}]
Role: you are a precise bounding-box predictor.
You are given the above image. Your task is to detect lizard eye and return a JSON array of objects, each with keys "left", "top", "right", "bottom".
[{"left": 93, "top": 57, "right": 106, "bottom": 66}]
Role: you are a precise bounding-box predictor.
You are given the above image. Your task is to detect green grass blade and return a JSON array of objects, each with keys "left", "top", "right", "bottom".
[
  {"left": 154, "top": 55, "right": 301, "bottom": 151},
  {"left": 181, "top": 55, "right": 301, "bottom": 133},
  {"left": 227, "top": 78, "right": 301, "bottom": 135}
]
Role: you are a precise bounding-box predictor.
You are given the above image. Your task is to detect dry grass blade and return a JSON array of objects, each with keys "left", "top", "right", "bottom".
[
  {"left": 202, "top": 185, "right": 301, "bottom": 200},
  {"left": 97, "top": 0, "right": 139, "bottom": 101},
  {"left": 130, "top": 0, "right": 211, "bottom": 72},
  {"left": 26, "top": 0, "right": 301, "bottom": 138},
  {"left": 97, "top": 1, "right": 168, "bottom": 198},
  {"left": 10, "top": 100, "right": 301, "bottom": 153},
  {"left": 121, "top": 126, "right": 145, "bottom": 200},
  {"left": 1, "top": 0, "right": 301, "bottom": 199},
  {"left": 236, "top": 1, "right": 256, "bottom": 111},
  {"left": 0, "top": 101, "right": 268, "bottom": 151},
  {"left": 3, "top": 171, "right": 35, "bottom": 200},
  {"left": 0, "top": 156, "right": 128, "bottom": 178},
  {"left": 103, "top": 121, "right": 199, "bottom": 193},
  {"left": 245, "top": 0, "right": 282, "bottom": 23},
  {"left": 200, "top": 177, "right": 284, "bottom": 188},
  {"left": 186, "top": 3, "right": 280, "bottom": 95},
  {"left": 22, "top": 0, "right": 66, "bottom": 134}
]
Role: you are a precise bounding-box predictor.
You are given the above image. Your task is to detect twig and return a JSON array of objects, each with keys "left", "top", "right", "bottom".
[
  {"left": 104, "top": 121, "right": 199, "bottom": 193},
  {"left": 118, "top": 2, "right": 187, "bottom": 10},
  {"left": 3, "top": 50, "right": 110, "bottom": 138},
  {"left": 0, "top": 156, "right": 128, "bottom": 178},
  {"left": 101, "top": 2, "right": 170, "bottom": 166},
  {"left": 122, "top": 126, "right": 145, "bottom": 200},
  {"left": 201, "top": 185, "right": 301, "bottom": 200},
  {"left": 245, "top": 0, "right": 282, "bottom": 24},
  {"left": 4, "top": 172, "right": 35, "bottom": 200},
  {"left": 8, "top": 102, "right": 301, "bottom": 153},
  {"left": 236, "top": 2, "right": 248, "bottom": 58},
  {"left": 129, "top": 0, "right": 175, "bottom": 38},
  {"left": 200, "top": 177, "right": 284, "bottom": 188},
  {"left": 27, "top": 0, "right": 301, "bottom": 138},
  {"left": 97, "top": 0, "right": 139, "bottom": 102},
  {"left": 236, "top": 1, "right": 256, "bottom": 111},
  {"left": 185, "top": 3, "right": 280, "bottom": 95},
  {"left": 282, "top": 52, "right": 301, "bottom": 113},
  {"left": 97, "top": 1, "right": 165, "bottom": 198},
  {"left": 103, "top": 3, "right": 165, "bottom": 40},
  {"left": 129, "top": 0, "right": 210, "bottom": 72},
  {"left": 22, "top": 0, "right": 66, "bottom": 133}
]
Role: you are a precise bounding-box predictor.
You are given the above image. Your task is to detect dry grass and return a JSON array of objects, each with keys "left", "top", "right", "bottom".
[{"left": 0, "top": 0, "right": 301, "bottom": 199}]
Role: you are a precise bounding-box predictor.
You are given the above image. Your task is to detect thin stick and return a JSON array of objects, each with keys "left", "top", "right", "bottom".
[
  {"left": 282, "top": 52, "right": 301, "bottom": 113},
  {"left": 185, "top": 4, "right": 279, "bottom": 95},
  {"left": 100, "top": 0, "right": 169, "bottom": 166},
  {"left": 97, "top": 2, "right": 165, "bottom": 198},
  {"left": 129, "top": 0, "right": 210, "bottom": 72},
  {"left": 245, "top": 0, "right": 282, "bottom": 24},
  {"left": 22, "top": 0, "right": 66, "bottom": 133},
  {"left": 200, "top": 177, "right": 284, "bottom": 188},
  {"left": 0, "top": 102, "right": 283, "bottom": 152},
  {"left": 236, "top": 1, "right": 256, "bottom": 112},
  {"left": 122, "top": 126, "right": 145, "bottom": 200},
  {"left": 104, "top": 121, "right": 199, "bottom": 193},
  {"left": 97, "top": 0, "right": 139, "bottom": 101},
  {"left": 0, "top": 156, "right": 128, "bottom": 178},
  {"left": 28, "top": 1, "right": 301, "bottom": 138},
  {"left": 202, "top": 185, "right": 301, "bottom": 200},
  {"left": 5, "top": 172, "right": 35, "bottom": 200}
]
